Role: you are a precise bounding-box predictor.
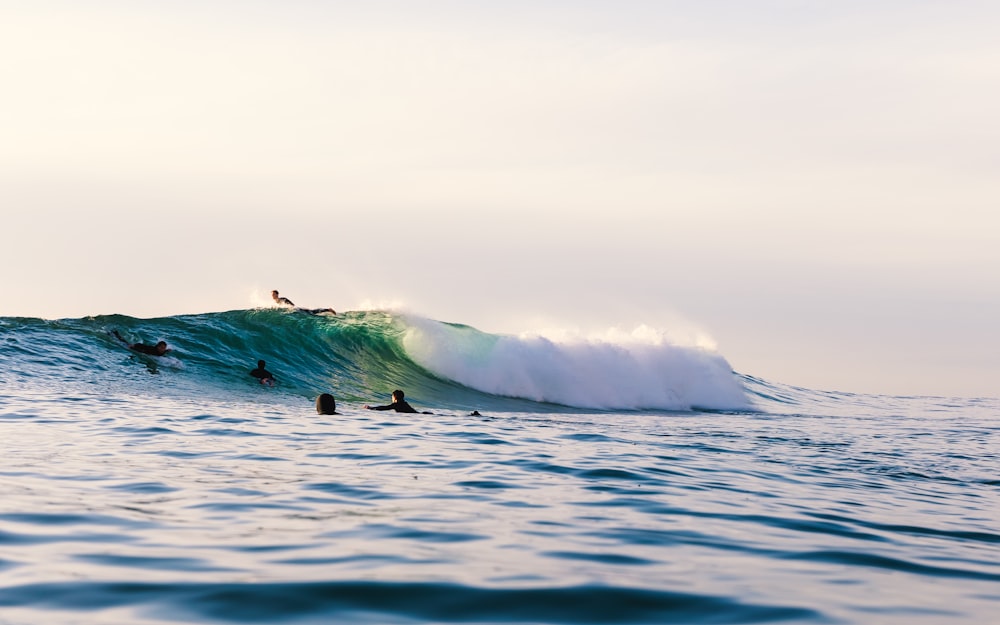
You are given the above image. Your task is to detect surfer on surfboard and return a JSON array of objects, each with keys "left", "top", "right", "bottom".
[
  {"left": 271, "top": 290, "right": 295, "bottom": 307},
  {"left": 112, "top": 330, "right": 170, "bottom": 356},
  {"left": 272, "top": 289, "right": 336, "bottom": 315}
]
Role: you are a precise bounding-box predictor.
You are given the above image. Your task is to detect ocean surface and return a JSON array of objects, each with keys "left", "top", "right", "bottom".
[{"left": 1, "top": 309, "right": 997, "bottom": 624}]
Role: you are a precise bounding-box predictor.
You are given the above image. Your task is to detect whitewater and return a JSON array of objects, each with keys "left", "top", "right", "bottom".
[{"left": 1, "top": 309, "right": 998, "bottom": 624}]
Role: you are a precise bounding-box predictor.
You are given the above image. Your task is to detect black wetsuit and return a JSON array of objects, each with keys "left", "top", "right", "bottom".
[
  {"left": 369, "top": 400, "right": 418, "bottom": 413},
  {"left": 115, "top": 331, "right": 166, "bottom": 356},
  {"left": 131, "top": 343, "right": 163, "bottom": 356},
  {"left": 274, "top": 296, "right": 295, "bottom": 307},
  {"left": 250, "top": 367, "right": 275, "bottom": 383}
]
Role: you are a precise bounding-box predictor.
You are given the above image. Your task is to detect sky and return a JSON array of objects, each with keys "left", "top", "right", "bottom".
[{"left": 2, "top": 0, "right": 998, "bottom": 398}]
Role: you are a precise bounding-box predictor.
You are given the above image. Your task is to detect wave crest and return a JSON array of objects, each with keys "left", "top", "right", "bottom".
[{"left": 400, "top": 316, "right": 749, "bottom": 411}]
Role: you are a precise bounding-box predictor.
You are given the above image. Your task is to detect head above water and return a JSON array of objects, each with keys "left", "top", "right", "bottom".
[
  {"left": 271, "top": 290, "right": 279, "bottom": 300},
  {"left": 316, "top": 393, "right": 337, "bottom": 415},
  {"left": 392, "top": 390, "right": 405, "bottom": 402},
  {"left": 155, "top": 341, "right": 168, "bottom": 355},
  {"left": 257, "top": 360, "right": 266, "bottom": 369}
]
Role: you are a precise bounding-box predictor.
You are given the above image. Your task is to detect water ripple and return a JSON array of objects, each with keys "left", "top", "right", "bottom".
[{"left": 0, "top": 581, "right": 824, "bottom": 624}]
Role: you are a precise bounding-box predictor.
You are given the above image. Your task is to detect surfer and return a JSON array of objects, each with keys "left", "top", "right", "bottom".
[
  {"left": 112, "top": 330, "right": 169, "bottom": 356},
  {"left": 250, "top": 360, "right": 276, "bottom": 386},
  {"left": 316, "top": 393, "right": 338, "bottom": 415},
  {"left": 271, "top": 290, "right": 295, "bottom": 307},
  {"left": 272, "top": 289, "right": 336, "bottom": 315},
  {"left": 364, "top": 390, "right": 430, "bottom": 414}
]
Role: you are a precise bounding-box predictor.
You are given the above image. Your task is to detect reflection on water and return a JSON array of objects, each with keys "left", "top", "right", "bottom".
[{"left": 1, "top": 390, "right": 998, "bottom": 624}]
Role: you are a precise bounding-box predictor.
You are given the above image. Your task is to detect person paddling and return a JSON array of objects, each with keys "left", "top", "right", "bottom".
[
  {"left": 364, "top": 390, "right": 431, "bottom": 414},
  {"left": 271, "top": 290, "right": 295, "bottom": 307},
  {"left": 112, "top": 330, "right": 169, "bottom": 356},
  {"left": 272, "top": 289, "right": 335, "bottom": 315}
]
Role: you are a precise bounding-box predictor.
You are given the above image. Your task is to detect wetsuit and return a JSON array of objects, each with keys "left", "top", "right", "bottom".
[
  {"left": 250, "top": 367, "right": 275, "bottom": 383},
  {"left": 274, "top": 296, "right": 295, "bottom": 307},
  {"left": 114, "top": 331, "right": 166, "bottom": 356},
  {"left": 131, "top": 343, "right": 165, "bottom": 356},
  {"left": 368, "top": 400, "right": 418, "bottom": 413}
]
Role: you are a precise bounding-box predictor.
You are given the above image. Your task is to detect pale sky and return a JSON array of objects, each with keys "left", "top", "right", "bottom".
[{"left": 2, "top": 1, "right": 998, "bottom": 398}]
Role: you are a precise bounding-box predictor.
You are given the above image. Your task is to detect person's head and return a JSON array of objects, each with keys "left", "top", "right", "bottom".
[
  {"left": 271, "top": 290, "right": 279, "bottom": 300},
  {"left": 155, "top": 341, "right": 168, "bottom": 355},
  {"left": 316, "top": 393, "right": 337, "bottom": 415},
  {"left": 257, "top": 360, "right": 266, "bottom": 369},
  {"left": 392, "top": 389, "right": 405, "bottom": 402}
]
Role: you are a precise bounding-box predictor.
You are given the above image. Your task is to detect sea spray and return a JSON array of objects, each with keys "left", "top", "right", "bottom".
[{"left": 399, "top": 316, "right": 750, "bottom": 411}]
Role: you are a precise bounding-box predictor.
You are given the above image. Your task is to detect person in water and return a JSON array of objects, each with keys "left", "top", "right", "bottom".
[
  {"left": 364, "top": 389, "right": 424, "bottom": 413},
  {"left": 316, "top": 393, "right": 337, "bottom": 415},
  {"left": 272, "top": 290, "right": 295, "bottom": 307},
  {"left": 112, "top": 330, "right": 169, "bottom": 356},
  {"left": 272, "top": 289, "right": 336, "bottom": 315},
  {"left": 250, "top": 360, "right": 275, "bottom": 386}
]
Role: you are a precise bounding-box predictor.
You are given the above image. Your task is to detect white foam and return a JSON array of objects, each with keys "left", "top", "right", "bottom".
[
  {"left": 155, "top": 355, "right": 185, "bottom": 369},
  {"left": 249, "top": 289, "right": 276, "bottom": 309},
  {"left": 400, "top": 316, "right": 749, "bottom": 411}
]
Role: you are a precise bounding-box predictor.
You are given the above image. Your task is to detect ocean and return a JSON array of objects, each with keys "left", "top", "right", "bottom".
[{"left": 1, "top": 309, "right": 997, "bottom": 624}]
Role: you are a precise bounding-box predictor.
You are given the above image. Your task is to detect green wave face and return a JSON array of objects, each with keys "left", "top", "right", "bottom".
[
  {"left": 1, "top": 310, "right": 566, "bottom": 412},
  {"left": 1, "top": 309, "right": 751, "bottom": 412}
]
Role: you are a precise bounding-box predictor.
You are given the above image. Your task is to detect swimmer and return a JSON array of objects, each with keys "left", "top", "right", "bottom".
[
  {"left": 250, "top": 359, "right": 276, "bottom": 386},
  {"left": 364, "top": 389, "right": 431, "bottom": 414},
  {"left": 316, "top": 393, "right": 338, "bottom": 415}
]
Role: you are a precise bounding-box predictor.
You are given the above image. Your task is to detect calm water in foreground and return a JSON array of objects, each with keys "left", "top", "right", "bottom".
[{"left": 1, "top": 384, "right": 998, "bottom": 624}]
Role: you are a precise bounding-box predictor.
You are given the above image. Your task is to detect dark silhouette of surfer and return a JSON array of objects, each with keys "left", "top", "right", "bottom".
[
  {"left": 272, "top": 289, "right": 335, "bottom": 315},
  {"left": 271, "top": 290, "right": 295, "bottom": 307},
  {"left": 250, "top": 359, "right": 276, "bottom": 386},
  {"left": 364, "top": 390, "right": 431, "bottom": 414},
  {"left": 316, "top": 393, "right": 338, "bottom": 415},
  {"left": 112, "top": 330, "right": 169, "bottom": 356}
]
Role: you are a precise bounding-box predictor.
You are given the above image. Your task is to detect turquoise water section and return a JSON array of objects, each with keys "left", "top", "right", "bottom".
[{"left": 0, "top": 310, "right": 748, "bottom": 412}]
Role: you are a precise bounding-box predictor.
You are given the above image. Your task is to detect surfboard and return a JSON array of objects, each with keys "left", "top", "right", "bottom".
[{"left": 297, "top": 307, "right": 337, "bottom": 316}]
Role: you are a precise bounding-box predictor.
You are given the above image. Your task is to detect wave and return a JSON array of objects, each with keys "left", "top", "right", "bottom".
[
  {"left": 0, "top": 309, "right": 750, "bottom": 412},
  {"left": 0, "top": 580, "right": 820, "bottom": 624},
  {"left": 400, "top": 316, "right": 749, "bottom": 410}
]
